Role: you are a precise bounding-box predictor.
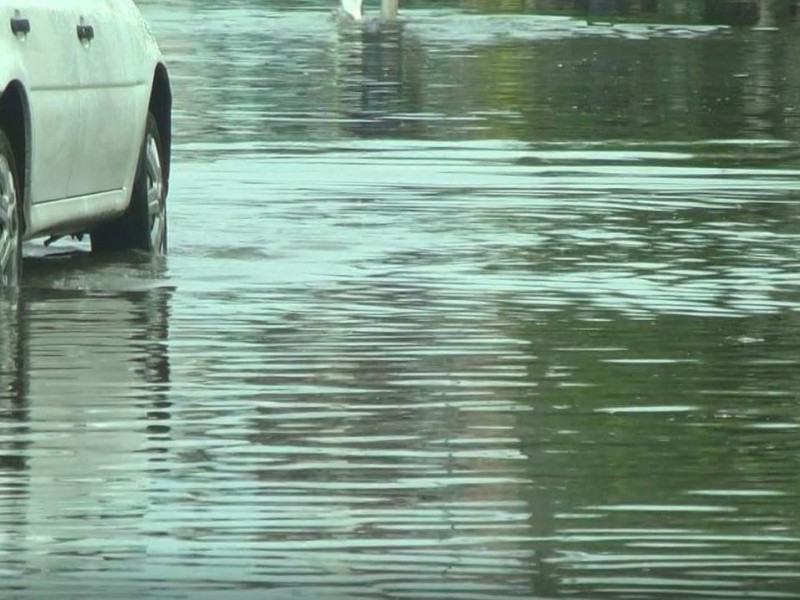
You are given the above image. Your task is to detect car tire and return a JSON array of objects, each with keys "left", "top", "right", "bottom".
[
  {"left": 0, "top": 129, "right": 22, "bottom": 288},
  {"left": 91, "top": 112, "right": 167, "bottom": 254}
]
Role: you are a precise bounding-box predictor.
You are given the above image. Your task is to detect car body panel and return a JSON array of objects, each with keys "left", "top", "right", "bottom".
[
  {"left": 2, "top": 1, "right": 84, "bottom": 205},
  {"left": 68, "top": 0, "right": 154, "bottom": 199},
  {"left": 0, "top": 0, "right": 168, "bottom": 241}
]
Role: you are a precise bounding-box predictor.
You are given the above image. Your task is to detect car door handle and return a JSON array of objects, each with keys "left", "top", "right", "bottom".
[
  {"left": 10, "top": 16, "right": 31, "bottom": 35},
  {"left": 77, "top": 23, "right": 94, "bottom": 41}
]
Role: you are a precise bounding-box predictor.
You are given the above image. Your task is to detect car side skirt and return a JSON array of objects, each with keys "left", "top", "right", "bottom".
[{"left": 27, "top": 188, "right": 128, "bottom": 239}]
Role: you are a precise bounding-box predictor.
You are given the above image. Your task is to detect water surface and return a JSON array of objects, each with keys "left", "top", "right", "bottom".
[{"left": 1, "top": 2, "right": 799, "bottom": 598}]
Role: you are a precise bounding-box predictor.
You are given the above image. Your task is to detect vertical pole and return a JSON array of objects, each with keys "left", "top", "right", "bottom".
[
  {"left": 381, "top": 0, "right": 399, "bottom": 20},
  {"left": 758, "top": 0, "right": 791, "bottom": 27}
]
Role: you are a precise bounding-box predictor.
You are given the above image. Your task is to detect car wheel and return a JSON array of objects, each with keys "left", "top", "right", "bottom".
[
  {"left": 0, "top": 130, "right": 22, "bottom": 288},
  {"left": 91, "top": 112, "right": 167, "bottom": 254}
]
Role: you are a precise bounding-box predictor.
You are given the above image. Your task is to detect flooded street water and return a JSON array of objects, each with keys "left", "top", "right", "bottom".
[{"left": 2, "top": 1, "right": 800, "bottom": 598}]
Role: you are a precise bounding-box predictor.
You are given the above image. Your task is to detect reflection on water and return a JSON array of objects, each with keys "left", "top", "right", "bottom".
[
  {"left": 335, "top": 20, "right": 425, "bottom": 138},
  {"left": 0, "top": 254, "right": 171, "bottom": 596},
  {"left": 2, "top": 1, "right": 800, "bottom": 598}
]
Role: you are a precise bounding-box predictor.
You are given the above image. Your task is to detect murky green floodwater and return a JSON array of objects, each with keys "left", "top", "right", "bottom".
[{"left": 2, "top": 2, "right": 800, "bottom": 598}]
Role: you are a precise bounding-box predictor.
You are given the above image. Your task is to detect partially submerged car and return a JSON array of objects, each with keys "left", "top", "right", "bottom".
[{"left": 0, "top": 0, "right": 171, "bottom": 287}]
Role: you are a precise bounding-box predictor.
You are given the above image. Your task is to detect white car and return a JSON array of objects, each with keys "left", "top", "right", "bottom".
[{"left": 0, "top": 0, "right": 171, "bottom": 287}]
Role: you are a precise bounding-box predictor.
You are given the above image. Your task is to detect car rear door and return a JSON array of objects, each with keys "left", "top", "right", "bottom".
[
  {"left": 4, "top": 1, "right": 85, "bottom": 204},
  {"left": 67, "top": 0, "right": 149, "bottom": 199}
]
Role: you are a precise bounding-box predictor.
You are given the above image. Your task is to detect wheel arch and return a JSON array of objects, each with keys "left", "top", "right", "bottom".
[
  {"left": 148, "top": 63, "right": 172, "bottom": 196},
  {"left": 0, "top": 81, "right": 31, "bottom": 236}
]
